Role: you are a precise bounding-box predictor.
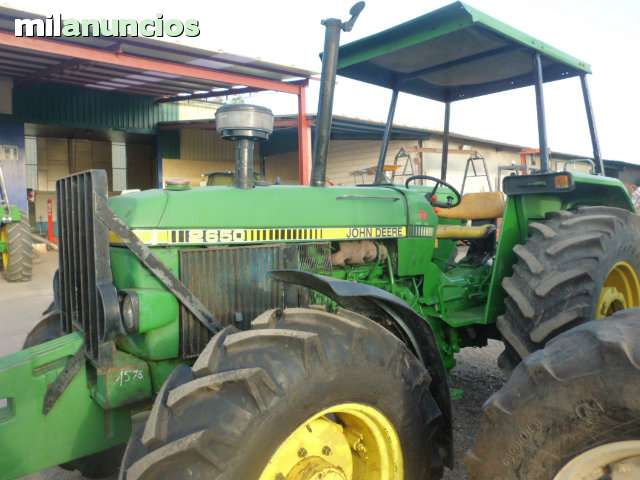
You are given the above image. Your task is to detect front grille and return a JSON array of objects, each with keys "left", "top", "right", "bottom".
[
  {"left": 57, "top": 170, "right": 118, "bottom": 362},
  {"left": 179, "top": 243, "right": 331, "bottom": 358}
]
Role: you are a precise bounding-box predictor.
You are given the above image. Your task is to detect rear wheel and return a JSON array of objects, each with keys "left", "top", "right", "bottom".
[
  {"left": 467, "top": 309, "right": 640, "bottom": 480},
  {"left": 121, "top": 307, "right": 444, "bottom": 479},
  {"left": 498, "top": 206, "right": 640, "bottom": 370},
  {"left": 1, "top": 214, "right": 33, "bottom": 282}
]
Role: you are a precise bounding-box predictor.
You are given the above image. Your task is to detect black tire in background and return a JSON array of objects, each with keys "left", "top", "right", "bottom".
[
  {"left": 497, "top": 206, "right": 640, "bottom": 370},
  {"left": 22, "top": 309, "right": 61, "bottom": 348},
  {"left": 22, "top": 307, "right": 125, "bottom": 479},
  {"left": 121, "top": 307, "right": 444, "bottom": 480},
  {"left": 467, "top": 309, "right": 640, "bottom": 480},
  {"left": 1, "top": 214, "right": 33, "bottom": 282}
]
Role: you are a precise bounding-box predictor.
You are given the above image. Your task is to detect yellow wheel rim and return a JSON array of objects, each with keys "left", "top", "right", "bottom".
[
  {"left": 0, "top": 226, "right": 8, "bottom": 270},
  {"left": 597, "top": 261, "right": 640, "bottom": 318},
  {"left": 259, "top": 403, "right": 403, "bottom": 480},
  {"left": 553, "top": 441, "right": 640, "bottom": 480}
]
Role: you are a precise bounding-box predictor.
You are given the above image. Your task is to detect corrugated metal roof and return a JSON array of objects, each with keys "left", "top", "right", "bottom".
[{"left": 0, "top": 7, "right": 312, "bottom": 100}]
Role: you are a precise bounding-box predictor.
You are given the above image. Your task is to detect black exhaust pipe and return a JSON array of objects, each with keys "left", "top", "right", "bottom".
[{"left": 310, "top": 2, "right": 365, "bottom": 187}]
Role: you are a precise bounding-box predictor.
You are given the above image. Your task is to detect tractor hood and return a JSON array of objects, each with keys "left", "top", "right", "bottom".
[{"left": 108, "top": 184, "right": 409, "bottom": 231}]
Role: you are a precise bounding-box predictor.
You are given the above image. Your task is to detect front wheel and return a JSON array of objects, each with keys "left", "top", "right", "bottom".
[
  {"left": 467, "top": 309, "right": 640, "bottom": 480},
  {"left": 121, "top": 307, "right": 444, "bottom": 479}
]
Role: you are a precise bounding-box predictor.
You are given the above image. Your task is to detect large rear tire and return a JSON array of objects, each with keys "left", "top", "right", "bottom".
[
  {"left": 467, "top": 309, "right": 640, "bottom": 480},
  {"left": 498, "top": 206, "right": 640, "bottom": 369},
  {"left": 1, "top": 214, "right": 33, "bottom": 282},
  {"left": 120, "top": 307, "right": 444, "bottom": 480}
]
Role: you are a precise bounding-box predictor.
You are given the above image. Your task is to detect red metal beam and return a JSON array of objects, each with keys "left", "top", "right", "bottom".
[
  {"left": 297, "top": 84, "right": 311, "bottom": 185},
  {"left": 0, "top": 31, "right": 302, "bottom": 95}
]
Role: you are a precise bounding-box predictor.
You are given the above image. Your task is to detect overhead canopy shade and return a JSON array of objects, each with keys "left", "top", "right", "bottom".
[
  {"left": 0, "top": 7, "right": 311, "bottom": 100},
  {"left": 337, "top": 1, "right": 591, "bottom": 102}
]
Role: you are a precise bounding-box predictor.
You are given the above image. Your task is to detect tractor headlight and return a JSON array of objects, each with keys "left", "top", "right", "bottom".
[
  {"left": 120, "top": 291, "right": 140, "bottom": 333},
  {"left": 118, "top": 289, "right": 178, "bottom": 334}
]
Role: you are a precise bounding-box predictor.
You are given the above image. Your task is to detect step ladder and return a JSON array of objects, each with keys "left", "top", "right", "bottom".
[
  {"left": 461, "top": 155, "right": 492, "bottom": 194},
  {"left": 391, "top": 147, "right": 418, "bottom": 184}
]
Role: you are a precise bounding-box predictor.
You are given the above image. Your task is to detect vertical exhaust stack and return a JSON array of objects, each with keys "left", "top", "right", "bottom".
[
  {"left": 216, "top": 104, "right": 274, "bottom": 189},
  {"left": 310, "top": 2, "right": 365, "bottom": 187}
]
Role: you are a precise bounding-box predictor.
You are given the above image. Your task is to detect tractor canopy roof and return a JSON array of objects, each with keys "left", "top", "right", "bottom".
[{"left": 336, "top": 1, "right": 590, "bottom": 102}]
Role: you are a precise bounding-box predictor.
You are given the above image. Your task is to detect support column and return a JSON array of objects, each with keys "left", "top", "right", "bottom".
[
  {"left": 580, "top": 74, "right": 604, "bottom": 175},
  {"left": 297, "top": 84, "right": 311, "bottom": 185},
  {"left": 374, "top": 88, "right": 399, "bottom": 184},
  {"left": 533, "top": 53, "right": 550, "bottom": 172},
  {"left": 441, "top": 101, "right": 450, "bottom": 180},
  {"left": 154, "top": 135, "right": 163, "bottom": 188},
  {"left": 111, "top": 141, "right": 127, "bottom": 192}
]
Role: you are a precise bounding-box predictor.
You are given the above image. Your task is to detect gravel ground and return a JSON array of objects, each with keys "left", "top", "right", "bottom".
[
  {"left": 444, "top": 341, "right": 506, "bottom": 479},
  {"left": 5, "top": 251, "right": 506, "bottom": 480}
]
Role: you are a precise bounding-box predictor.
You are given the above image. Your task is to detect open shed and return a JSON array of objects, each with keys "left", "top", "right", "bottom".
[{"left": 0, "top": 6, "right": 312, "bottom": 231}]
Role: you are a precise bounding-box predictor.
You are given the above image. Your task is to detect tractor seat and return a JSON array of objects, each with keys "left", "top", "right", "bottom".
[
  {"left": 435, "top": 192, "right": 503, "bottom": 240},
  {"left": 435, "top": 192, "right": 505, "bottom": 221}
]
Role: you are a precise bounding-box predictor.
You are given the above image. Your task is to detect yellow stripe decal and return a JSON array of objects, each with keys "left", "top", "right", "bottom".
[{"left": 109, "top": 225, "right": 434, "bottom": 246}]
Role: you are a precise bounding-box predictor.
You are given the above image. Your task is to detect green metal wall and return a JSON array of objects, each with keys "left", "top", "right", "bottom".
[
  {"left": 13, "top": 83, "right": 179, "bottom": 133},
  {"left": 158, "top": 129, "right": 180, "bottom": 159}
]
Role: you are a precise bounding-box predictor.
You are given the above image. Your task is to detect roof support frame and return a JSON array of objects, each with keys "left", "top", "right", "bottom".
[
  {"left": 43, "top": 69, "right": 204, "bottom": 96},
  {"left": 374, "top": 87, "right": 399, "bottom": 184},
  {"left": 533, "top": 52, "right": 550, "bottom": 172},
  {"left": 0, "top": 31, "right": 300, "bottom": 95},
  {"left": 441, "top": 101, "right": 451, "bottom": 180},
  {"left": 580, "top": 74, "right": 604, "bottom": 175},
  {"left": 155, "top": 79, "right": 308, "bottom": 103},
  {"left": 15, "top": 58, "right": 86, "bottom": 85},
  {"left": 39, "top": 76, "right": 178, "bottom": 98},
  {"left": 79, "top": 63, "right": 237, "bottom": 92}
]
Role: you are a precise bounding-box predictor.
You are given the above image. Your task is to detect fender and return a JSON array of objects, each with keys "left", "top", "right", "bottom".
[{"left": 271, "top": 269, "right": 453, "bottom": 469}]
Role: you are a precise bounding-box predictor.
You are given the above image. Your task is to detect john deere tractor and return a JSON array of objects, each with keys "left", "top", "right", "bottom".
[
  {"left": 1, "top": 2, "right": 638, "bottom": 480},
  {"left": 0, "top": 166, "right": 32, "bottom": 282}
]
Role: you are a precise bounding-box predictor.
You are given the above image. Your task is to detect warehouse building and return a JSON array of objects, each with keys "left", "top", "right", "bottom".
[{"left": 160, "top": 113, "right": 634, "bottom": 194}]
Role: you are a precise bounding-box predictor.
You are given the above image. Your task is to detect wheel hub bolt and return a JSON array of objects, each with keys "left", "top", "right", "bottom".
[
  {"left": 298, "top": 447, "right": 308, "bottom": 458},
  {"left": 322, "top": 446, "right": 332, "bottom": 456}
]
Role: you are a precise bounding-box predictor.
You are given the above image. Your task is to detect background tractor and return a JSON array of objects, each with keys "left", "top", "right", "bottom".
[
  {"left": 0, "top": 166, "right": 32, "bottom": 282},
  {"left": 0, "top": 2, "right": 638, "bottom": 480}
]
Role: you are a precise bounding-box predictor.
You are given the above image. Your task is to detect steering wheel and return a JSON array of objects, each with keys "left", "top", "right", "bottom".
[{"left": 404, "top": 175, "right": 462, "bottom": 208}]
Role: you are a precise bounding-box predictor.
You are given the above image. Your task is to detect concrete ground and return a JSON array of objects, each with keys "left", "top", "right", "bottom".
[{"left": 1, "top": 250, "right": 504, "bottom": 480}]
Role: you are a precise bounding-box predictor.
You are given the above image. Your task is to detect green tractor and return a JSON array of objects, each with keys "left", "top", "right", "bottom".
[
  {"left": 0, "top": 166, "right": 32, "bottom": 282},
  {"left": 1, "top": 2, "right": 638, "bottom": 479}
]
